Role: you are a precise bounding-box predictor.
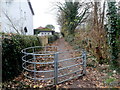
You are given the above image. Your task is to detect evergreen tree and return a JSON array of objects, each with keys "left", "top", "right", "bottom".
[{"left": 107, "top": 1, "right": 119, "bottom": 68}]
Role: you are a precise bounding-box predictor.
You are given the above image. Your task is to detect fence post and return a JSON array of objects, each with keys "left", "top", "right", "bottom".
[
  {"left": 25, "top": 50, "right": 26, "bottom": 70},
  {"left": 54, "top": 52, "right": 58, "bottom": 85},
  {"left": 45, "top": 46, "right": 46, "bottom": 54},
  {"left": 82, "top": 50, "right": 87, "bottom": 75},
  {"left": 33, "top": 48, "right": 36, "bottom": 81}
]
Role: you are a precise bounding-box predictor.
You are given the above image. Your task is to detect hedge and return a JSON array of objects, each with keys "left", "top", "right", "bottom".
[
  {"left": 2, "top": 34, "right": 42, "bottom": 82},
  {"left": 48, "top": 33, "right": 59, "bottom": 43}
]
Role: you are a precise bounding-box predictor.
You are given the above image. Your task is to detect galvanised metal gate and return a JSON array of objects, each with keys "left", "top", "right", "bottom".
[{"left": 22, "top": 46, "right": 86, "bottom": 86}]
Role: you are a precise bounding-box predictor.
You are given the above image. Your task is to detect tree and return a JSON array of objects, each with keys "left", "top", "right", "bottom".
[
  {"left": 45, "top": 24, "right": 55, "bottom": 30},
  {"left": 3, "top": 11, "right": 20, "bottom": 34},
  {"left": 77, "top": 0, "right": 109, "bottom": 64},
  {"left": 107, "top": 0, "right": 119, "bottom": 68},
  {"left": 2, "top": 3, "right": 26, "bottom": 35},
  {"left": 57, "top": 0, "right": 89, "bottom": 35}
]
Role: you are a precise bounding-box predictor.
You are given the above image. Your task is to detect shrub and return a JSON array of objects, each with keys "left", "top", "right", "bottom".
[
  {"left": 2, "top": 34, "right": 42, "bottom": 82},
  {"left": 65, "top": 34, "right": 74, "bottom": 45},
  {"left": 48, "top": 33, "right": 59, "bottom": 43}
]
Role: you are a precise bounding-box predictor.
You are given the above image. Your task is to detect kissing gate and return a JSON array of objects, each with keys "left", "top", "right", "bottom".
[{"left": 22, "top": 46, "right": 86, "bottom": 86}]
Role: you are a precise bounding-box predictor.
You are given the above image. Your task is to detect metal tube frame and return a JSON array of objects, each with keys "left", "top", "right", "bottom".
[
  {"left": 22, "top": 46, "right": 87, "bottom": 86},
  {"left": 54, "top": 52, "right": 58, "bottom": 85},
  {"left": 82, "top": 50, "right": 87, "bottom": 75}
]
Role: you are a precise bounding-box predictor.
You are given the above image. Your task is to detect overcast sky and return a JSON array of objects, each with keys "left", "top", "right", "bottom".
[{"left": 30, "top": 0, "right": 64, "bottom": 32}]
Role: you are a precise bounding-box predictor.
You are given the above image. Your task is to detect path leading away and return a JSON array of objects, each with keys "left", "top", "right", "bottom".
[
  {"left": 58, "top": 38, "right": 82, "bottom": 72},
  {"left": 52, "top": 38, "right": 83, "bottom": 83}
]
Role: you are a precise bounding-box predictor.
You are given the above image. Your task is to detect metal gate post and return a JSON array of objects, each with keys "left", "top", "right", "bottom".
[
  {"left": 54, "top": 52, "right": 58, "bottom": 85},
  {"left": 33, "top": 48, "right": 36, "bottom": 81},
  {"left": 82, "top": 50, "right": 87, "bottom": 75}
]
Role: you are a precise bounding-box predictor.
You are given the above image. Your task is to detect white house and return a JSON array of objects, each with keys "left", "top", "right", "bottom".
[
  {"left": 0, "top": 0, "right": 34, "bottom": 35},
  {"left": 38, "top": 31, "right": 53, "bottom": 36},
  {"left": 34, "top": 27, "right": 55, "bottom": 36},
  {"left": 0, "top": 1, "right": 2, "bottom": 32}
]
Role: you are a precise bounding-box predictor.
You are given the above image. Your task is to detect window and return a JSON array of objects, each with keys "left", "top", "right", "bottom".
[
  {"left": 6, "top": 0, "right": 13, "bottom": 5},
  {"left": 24, "top": 27, "right": 28, "bottom": 34}
]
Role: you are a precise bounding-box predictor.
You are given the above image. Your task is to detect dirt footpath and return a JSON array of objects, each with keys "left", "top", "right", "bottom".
[
  {"left": 52, "top": 38, "right": 83, "bottom": 85},
  {"left": 51, "top": 38, "right": 101, "bottom": 88}
]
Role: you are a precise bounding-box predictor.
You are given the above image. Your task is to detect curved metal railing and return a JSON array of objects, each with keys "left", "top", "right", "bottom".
[{"left": 21, "top": 46, "right": 86, "bottom": 86}]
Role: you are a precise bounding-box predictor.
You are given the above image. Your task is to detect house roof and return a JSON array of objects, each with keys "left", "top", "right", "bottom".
[
  {"left": 37, "top": 26, "right": 45, "bottom": 30},
  {"left": 27, "top": 0, "right": 34, "bottom": 15},
  {"left": 35, "top": 26, "right": 54, "bottom": 32}
]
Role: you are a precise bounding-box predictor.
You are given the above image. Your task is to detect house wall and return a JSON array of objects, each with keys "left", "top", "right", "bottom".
[
  {"left": 38, "top": 32, "right": 52, "bottom": 36},
  {"left": 0, "top": 1, "right": 1, "bottom": 32},
  {"left": 1, "top": 0, "right": 34, "bottom": 35}
]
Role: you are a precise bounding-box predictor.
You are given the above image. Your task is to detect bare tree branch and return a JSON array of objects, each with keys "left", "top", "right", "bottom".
[{"left": 2, "top": 10, "right": 20, "bottom": 34}]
